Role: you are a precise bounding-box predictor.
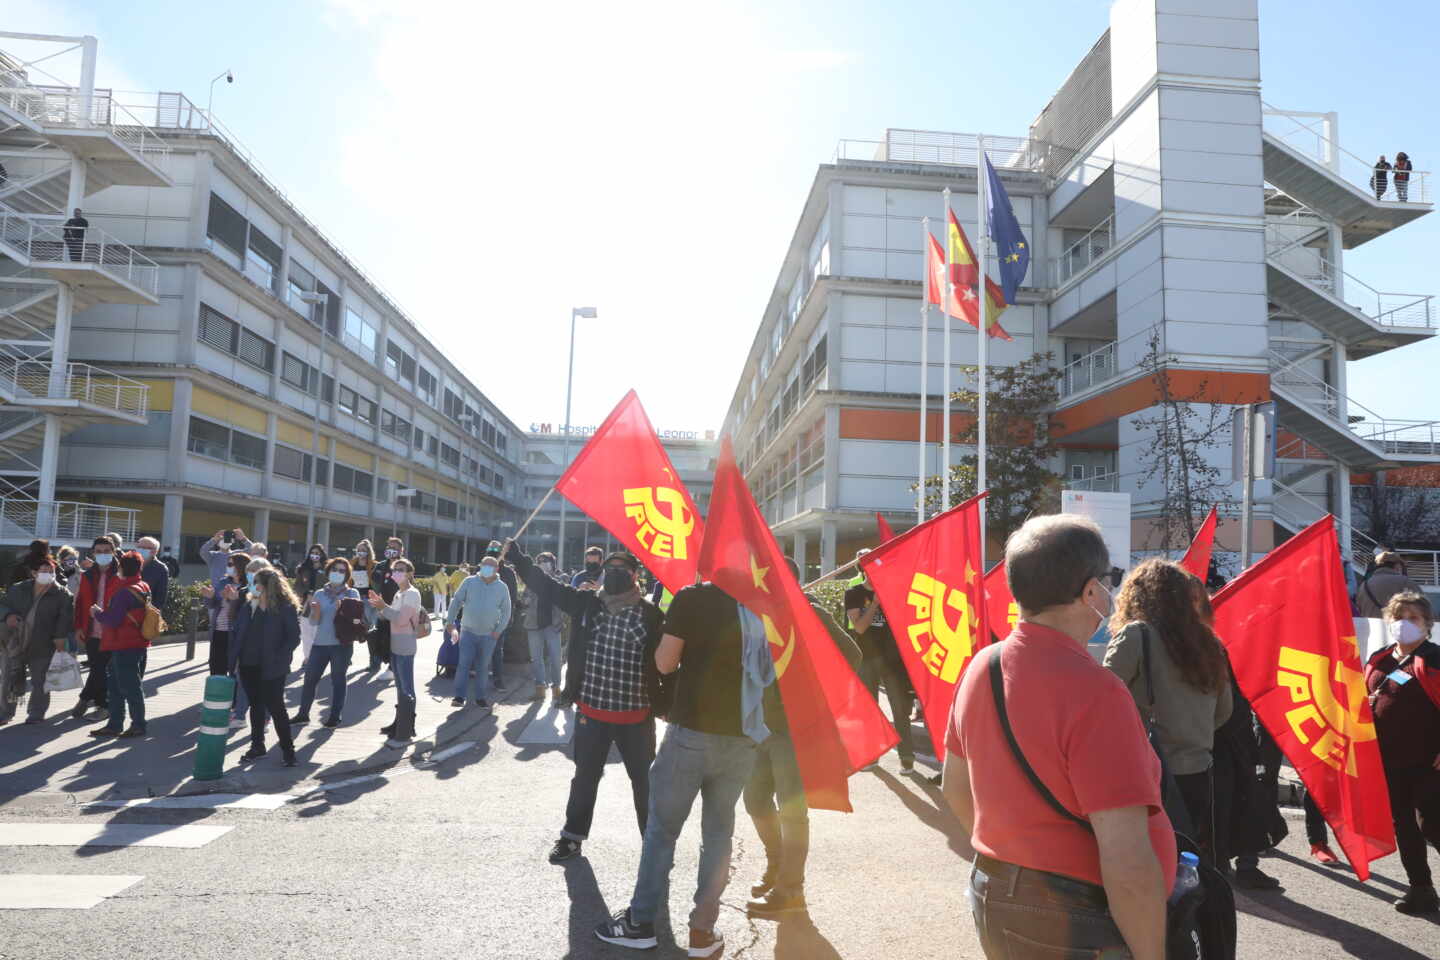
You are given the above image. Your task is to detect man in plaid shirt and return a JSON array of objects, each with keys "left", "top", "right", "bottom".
[{"left": 508, "top": 543, "right": 669, "bottom": 865}]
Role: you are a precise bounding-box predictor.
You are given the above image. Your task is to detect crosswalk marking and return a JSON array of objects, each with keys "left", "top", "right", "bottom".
[
  {"left": 85, "top": 793, "right": 295, "bottom": 811},
  {"left": 0, "top": 874, "right": 144, "bottom": 910},
  {"left": 0, "top": 823, "right": 233, "bottom": 848}
]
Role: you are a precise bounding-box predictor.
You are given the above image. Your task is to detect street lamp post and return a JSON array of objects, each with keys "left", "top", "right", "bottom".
[
  {"left": 459, "top": 412, "right": 478, "bottom": 564},
  {"left": 299, "top": 291, "right": 330, "bottom": 548},
  {"left": 206, "top": 69, "right": 234, "bottom": 122},
  {"left": 557, "top": 306, "right": 596, "bottom": 572}
]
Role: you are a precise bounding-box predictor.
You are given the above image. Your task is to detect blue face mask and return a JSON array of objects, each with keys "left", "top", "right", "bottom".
[
  {"left": 139, "top": 548, "right": 154, "bottom": 561},
  {"left": 246, "top": 572, "right": 258, "bottom": 588},
  {"left": 94, "top": 552, "right": 113, "bottom": 567},
  {"left": 328, "top": 571, "right": 345, "bottom": 585}
]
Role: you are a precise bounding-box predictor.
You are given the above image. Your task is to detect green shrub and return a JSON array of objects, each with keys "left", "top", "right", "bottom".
[{"left": 162, "top": 580, "right": 212, "bottom": 636}]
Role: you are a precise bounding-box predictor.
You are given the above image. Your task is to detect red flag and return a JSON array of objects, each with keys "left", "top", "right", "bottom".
[
  {"left": 1211, "top": 515, "right": 1394, "bottom": 880},
  {"left": 983, "top": 562, "right": 1019, "bottom": 644},
  {"left": 1180, "top": 507, "right": 1219, "bottom": 581},
  {"left": 699, "top": 438, "right": 896, "bottom": 811},
  {"left": 556, "top": 390, "right": 704, "bottom": 594},
  {"left": 875, "top": 513, "right": 895, "bottom": 543},
  {"left": 857, "top": 494, "right": 989, "bottom": 762}
]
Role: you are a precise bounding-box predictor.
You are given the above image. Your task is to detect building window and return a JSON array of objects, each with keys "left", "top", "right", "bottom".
[
  {"left": 417, "top": 367, "right": 438, "bottom": 406},
  {"left": 381, "top": 409, "right": 411, "bottom": 441},
  {"left": 247, "top": 227, "right": 282, "bottom": 289},
  {"left": 332, "top": 463, "right": 374, "bottom": 497},
  {"left": 273, "top": 444, "right": 326, "bottom": 483},
  {"left": 206, "top": 193, "right": 247, "bottom": 256},
  {"left": 187, "top": 416, "right": 266, "bottom": 469},
  {"left": 440, "top": 442, "right": 460, "bottom": 467},
  {"left": 427, "top": 435, "right": 438, "bottom": 456},
  {"left": 443, "top": 388, "right": 463, "bottom": 423},
  {"left": 198, "top": 303, "right": 274, "bottom": 372},
  {"left": 280, "top": 352, "right": 321, "bottom": 395},
  {"left": 437, "top": 498, "right": 458, "bottom": 520},
  {"left": 344, "top": 307, "right": 378, "bottom": 359},
  {"left": 338, "top": 386, "right": 376, "bottom": 425}
]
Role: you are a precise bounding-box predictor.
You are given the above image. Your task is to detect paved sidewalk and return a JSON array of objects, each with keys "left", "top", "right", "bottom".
[{"left": 0, "top": 623, "right": 534, "bottom": 800}]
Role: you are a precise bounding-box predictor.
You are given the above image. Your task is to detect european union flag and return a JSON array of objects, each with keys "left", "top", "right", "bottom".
[{"left": 984, "top": 153, "right": 1029, "bottom": 305}]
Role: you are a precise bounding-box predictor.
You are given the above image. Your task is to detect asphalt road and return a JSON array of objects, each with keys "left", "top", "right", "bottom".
[{"left": 2, "top": 700, "right": 1437, "bottom": 960}]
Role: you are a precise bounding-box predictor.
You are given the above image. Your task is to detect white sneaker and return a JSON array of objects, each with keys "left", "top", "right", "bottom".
[
  {"left": 229, "top": 716, "right": 245, "bottom": 729},
  {"left": 374, "top": 669, "right": 393, "bottom": 682}
]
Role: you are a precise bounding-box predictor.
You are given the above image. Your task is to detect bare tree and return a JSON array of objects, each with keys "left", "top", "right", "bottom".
[
  {"left": 1354, "top": 473, "right": 1440, "bottom": 549},
  {"left": 1132, "top": 331, "right": 1236, "bottom": 552}
]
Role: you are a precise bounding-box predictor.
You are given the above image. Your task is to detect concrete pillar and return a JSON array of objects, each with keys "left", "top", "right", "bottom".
[
  {"left": 821, "top": 518, "right": 838, "bottom": 574},
  {"left": 364, "top": 524, "right": 377, "bottom": 545},
  {"left": 261, "top": 413, "right": 278, "bottom": 498},
  {"left": 316, "top": 517, "right": 331, "bottom": 549},
  {"left": 49, "top": 283, "right": 74, "bottom": 397},
  {"left": 253, "top": 507, "right": 271, "bottom": 544},
  {"left": 169, "top": 378, "right": 193, "bottom": 486},
  {"left": 37, "top": 414, "right": 60, "bottom": 503},
  {"left": 162, "top": 493, "right": 184, "bottom": 554},
  {"left": 77, "top": 36, "right": 97, "bottom": 129},
  {"left": 278, "top": 224, "right": 292, "bottom": 300},
  {"left": 1336, "top": 464, "right": 1353, "bottom": 567},
  {"left": 792, "top": 530, "right": 808, "bottom": 573},
  {"left": 822, "top": 404, "right": 841, "bottom": 510},
  {"left": 189, "top": 152, "right": 213, "bottom": 249}
]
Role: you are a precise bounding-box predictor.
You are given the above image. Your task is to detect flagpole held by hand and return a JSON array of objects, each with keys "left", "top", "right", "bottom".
[
  {"left": 499, "top": 485, "right": 556, "bottom": 562},
  {"left": 801, "top": 556, "right": 863, "bottom": 591}
]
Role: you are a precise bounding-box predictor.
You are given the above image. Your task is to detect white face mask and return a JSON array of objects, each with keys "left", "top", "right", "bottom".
[
  {"left": 539, "top": 561, "right": 555, "bottom": 574},
  {"left": 392, "top": 572, "right": 409, "bottom": 585},
  {"left": 1388, "top": 618, "right": 1427, "bottom": 649},
  {"left": 1087, "top": 578, "right": 1113, "bottom": 635},
  {"left": 385, "top": 549, "right": 399, "bottom": 559},
  {"left": 36, "top": 572, "right": 54, "bottom": 586}
]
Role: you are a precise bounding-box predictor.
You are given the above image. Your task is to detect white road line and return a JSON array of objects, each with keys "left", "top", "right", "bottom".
[
  {"left": 298, "top": 740, "right": 479, "bottom": 797},
  {"left": 85, "top": 793, "right": 295, "bottom": 811},
  {"left": 0, "top": 874, "right": 144, "bottom": 909},
  {"left": 0, "top": 823, "right": 233, "bottom": 848},
  {"left": 423, "top": 740, "right": 478, "bottom": 764}
]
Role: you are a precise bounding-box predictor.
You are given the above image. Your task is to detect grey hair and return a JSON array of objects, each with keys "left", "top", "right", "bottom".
[{"left": 1004, "top": 514, "right": 1109, "bottom": 614}]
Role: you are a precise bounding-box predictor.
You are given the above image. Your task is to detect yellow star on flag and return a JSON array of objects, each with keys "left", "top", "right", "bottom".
[
  {"left": 964, "top": 562, "right": 976, "bottom": 585},
  {"left": 751, "top": 554, "right": 771, "bottom": 593}
]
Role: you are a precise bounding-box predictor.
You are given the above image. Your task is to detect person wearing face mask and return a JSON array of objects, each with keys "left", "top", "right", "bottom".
[
  {"left": 571, "top": 546, "right": 605, "bottom": 590},
  {"left": 0, "top": 553, "right": 74, "bottom": 724},
  {"left": 524, "top": 552, "right": 564, "bottom": 701},
  {"left": 943, "top": 516, "right": 1174, "bottom": 960},
  {"left": 291, "top": 557, "right": 360, "bottom": 729},
  {"left": 445, "top": 551, "right": 513, "bottom": 713},
  {"left": 845, "top": 547, "right": 916, "bottom": 774},
  {"left": 370, "top": 557, "right": 423, "bottom": 743},
  {"left": 1104, "top": 560, "right": 1231, "bottom": 860},
  {"left": 1365, "top": 591, "right": 1440, "bottom": 915},
  {"left": 159, "top": 546, "right": 180, "bottom": 581},
  {"left": 366, "top": 537, "right": 406, "bottom": 682},
  {"left": 351, "top": 539, "right": 382, "bottom": 672},
  {"left": 69, "top": 536, "right": 121, "bottom": 720},
  {"left": 294, "top": 544, "right": 328, "bottom": 667},
  {"left": 231, "top": 567, "right": 301, "bottom": 765},
  {"left": 429, "top": 564, "right": 450, "bottom": 618},
  {"left": 88, "top": 551, "right": 153, "bottom": 739},
  {"left": 481, "top": 540, "right": 519, "bottom": 687},
  {"left": 134, "top": 536, "right": 169, "bottom": 610},
  {"left": 200, "top": 528, "right": 251, "bottom": 588},
  {"left": 509, "top": 544, "right": 669, "bottom": 868},
  {"left": 55, "top": 545, "right": 80, "bottom": 588}
]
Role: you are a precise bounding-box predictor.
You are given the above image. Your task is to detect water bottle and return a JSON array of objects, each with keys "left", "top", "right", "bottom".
[{"left": 1170, "top": 851, "right": 1201, "bottom": 905}]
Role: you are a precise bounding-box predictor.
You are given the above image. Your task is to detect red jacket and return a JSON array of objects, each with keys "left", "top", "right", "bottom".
[
  {"left": 72, "top": 567, "right": 123, "bottom": 637},
  {"left": 94, "top": 575, "right": 150, "bottom": 652},
  {"left": 1366, "top": 641, "right": 1440, "bottom": 712}
]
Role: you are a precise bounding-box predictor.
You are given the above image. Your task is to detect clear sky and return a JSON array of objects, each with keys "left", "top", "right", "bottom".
[{"left": 9, "top": 0, "right": 1438, "bottom": 434}]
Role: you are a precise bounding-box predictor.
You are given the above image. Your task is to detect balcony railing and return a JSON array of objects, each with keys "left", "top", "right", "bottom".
[
  {"left": 833, "top": 129, "right": 1051, "bottom": 173},
  {"left": 1056, "top": 323, "right": 1174, "bottom": 399},
  {"left": 1055, "top": 214, "right": 1115, "bottom": 286},
  {"left": 0, "top": 350, "right": 148, "bottom": 417},
  {"left": 0, "top": 207, "right": 159, "bottom": 297},
  {"left": 1265, "top": 236, "right": 1435, "bottom": 329},
  {"left": 1262, "top": 104, "right": 1430, "bottom": 204},
  {"left": 1062, "top": 470, "right": 1120, "bottom": 493},
  {"left": 0, "top": 84, "right": 171, "bottom": 178},
  {"left": 0, "top": 497, "right": 139, "bottom": 544},
  {"left": 1060, "top": 342, "right": 1117, "bottom": 396},
  {"left": 1269, "top": 350, "right": 1440, "bottom": 456}
]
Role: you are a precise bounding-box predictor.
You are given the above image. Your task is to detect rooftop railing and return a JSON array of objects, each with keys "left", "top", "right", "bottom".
[
  {"left": 0, "top": 83, "right": 171, "bottom": 178},
  {"left": 0, "top": 206, "right": 159, "bottom": 298},
  {"left": 833, "top": 129, "right": 1052, "bottom": 173},
  {"left": 1262, "top": 104, "right": 1430, "bottom": 204}
]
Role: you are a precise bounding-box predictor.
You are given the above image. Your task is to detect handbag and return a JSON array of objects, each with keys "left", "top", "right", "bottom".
[
  {"left": 45, "top": 651, "right": 83, "bottom": 692},
  {"left": 333, "top": 596, "right": 368, "bottom": 644},
  {"left": 986, "top": 648, "right": 1235, "bottom": 960},
  {"left": 1136, "top": 623, "right": 1197, "bottom": 840}
]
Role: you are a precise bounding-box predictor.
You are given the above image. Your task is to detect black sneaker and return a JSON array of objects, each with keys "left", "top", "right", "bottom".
[
  {"left": 746, "top": 885, "right": 807, "bottom": 919},
  {"left": 1233, "top": 866, "right": 1281, "bottom": 890},
  {"left": 475, "top": 700, "right": 492, "bottom": 716},
  {"left": 450, "top": 697, "right": 464, "bottom": 707},
  {"left": 687, "top": 928, "right": 724, "bottom": 958},
  {"left": 71, "top": 698, "right": 90, "bottom": 719},
  {"left": 1395, "top": 884, "right": 1440, "bottom": 915},
  {"left": 548, "top": 837, "right": 582, "bottom": 863},
  {"left": 750, "top": 866, "right": 778, "bottom": 898},
  {"left": 594, "top": 908, "right": 657, "bottom": 950},
  {"left": 289, "top": 713, "right": 309, "bottom": 726},
  {"left": 323, "top": 715, "right": 341, "bottom": 728}
]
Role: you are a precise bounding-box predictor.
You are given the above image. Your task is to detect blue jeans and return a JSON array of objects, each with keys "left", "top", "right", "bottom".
[
  {"left": 454, "top": 630, "right": 497, "bottom": 702},
  {"left": 490, "top": 627, "right": 505, "bottom": 678},
  {"left": 528, "top": 625, "right": 562, "bottom": 686},
  {"left": 629, "top": 724, "right": 757, "bottom": 931},
  {"left": 299, "top": 643, "right": 353, "bottom": 720},
  {"left": 104, "top": 649, "right": 145, "bottom": 732},
  {"left": 392, "top": 653, "right": 416, "bottom": 708}
]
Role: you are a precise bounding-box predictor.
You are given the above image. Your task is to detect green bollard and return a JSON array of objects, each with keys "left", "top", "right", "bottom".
[{"left": 193, "top": 674, "right": 235, "bottom": 781}]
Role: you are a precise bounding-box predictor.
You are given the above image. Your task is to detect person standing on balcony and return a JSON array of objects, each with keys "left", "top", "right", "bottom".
[
  {"left": 1372, "top": 156, "right": 1393, "bottom": 200},
  {"left": 70, "top": 536, "right": 119, "bottom": 720},
  {"left": 1395, "top": 152, "right": 1413, "bottom": 202},
  {"left": 1357, "top": 551, "right": 1423, "bottom": 618},
  {"left": 63, "top": 208, "right": 88, "bottom": 262}
]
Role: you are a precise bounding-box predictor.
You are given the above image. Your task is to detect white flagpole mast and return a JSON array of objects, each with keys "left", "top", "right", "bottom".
[
  {"left": 919, "top": 216, "right": 930, "bottom": 524},
  {"left": 942, "top": 187, "right": 953, "bottom": 514},
  {"left": 976, "top": 137, "right": 989, "bottom": 569}
]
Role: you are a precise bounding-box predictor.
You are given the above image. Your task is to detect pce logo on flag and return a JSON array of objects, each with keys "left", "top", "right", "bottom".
[
  {"left": 622, "top": 486, "right": 695, "bottom": 560},
  {"left": 1276, "top": 640, "right": 1377, "bottom": 777},
  {"left": 905, "top": 572, "right": 978, "bottom": 684}
]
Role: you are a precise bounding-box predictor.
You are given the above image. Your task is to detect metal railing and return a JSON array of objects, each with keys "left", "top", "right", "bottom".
[
  {"left": 1269, "top": 350, "right": 1440, "bottom": 456},
  {"left": 1060, "top": 341, "right": 1117, "bottom": 396},
  {"left": 0, "top": 206, "right": 159, "bottom": 297},
  {"left": 0, "top": 83, "right": 171, "bottom": 178},
  {"left": 1062, "top": 470, "right": 1120, "bottom": 492},
  {"left": 0, "top": 348, "right": 148, "bottom": 417},
  {"left": 1055, "top": 214, "right": 1115, "bottom": 286},
  {"left": 0, "top": 497, "right": 138, "bottom": 544},
  {"left": 1056, "top": 323, "right": 1173, "bottom": 399},
  {"left": 1265, "top": 233, "right": 1435, "bottom": 329},
  {"left": 833, "top": 129, "right": 1052, "bottom": 172},
  {"left": 1262, "top": 104, "right": 1430, "bottom": 204}
]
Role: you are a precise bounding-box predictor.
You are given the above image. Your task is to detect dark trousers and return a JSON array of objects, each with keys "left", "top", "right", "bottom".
[
  {"left": 298, "top": 643, "right": 353, "bottom": 720},
  {"left": 561, "top": 712, "right": 655, "bottom": 842},
  {"left": 25, "top": 650, "right": 56, "bottom": 720},
  {"left": 1304, "top": 794, "right": 1329, "bottom": 845},
  {"left": 209, "top": 630, "right": 230, "bottom": 676},
  {"left": 80, "top": 636, "right": 109, "bottom": 707},
  {"left": 239, "top": 664, "right": 294, "bottom": 754},
  {"left": 970, "top": 856, "right": 1127, "bottom": 959},
  {"left": 1174, "top": 768, "right": 1215, "bottom": 864},
  {"left": 1387, "top": 766, "right": 1440, "bottom": 888},
  {"left": 104, "top": 649, "right": 145, "bottom": 732},
  {"left": 742, "top": 731, "right": 809, "bottom": 890},
  {"left": 862, "top": 656, "right": 914, "bottom": 763}
]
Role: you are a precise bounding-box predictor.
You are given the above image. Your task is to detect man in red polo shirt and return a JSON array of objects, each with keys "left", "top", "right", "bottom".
[{"left": 943, "top": 515, "right": 1173, "bottom": 960}]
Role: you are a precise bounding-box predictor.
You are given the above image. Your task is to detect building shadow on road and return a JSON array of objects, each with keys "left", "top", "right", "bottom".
[
  {"left": 1263, "top": 848, "right": 1408, "bottom": 896},
  {"left": 1237, "top": 885, "right": 1439, "bottom": 956},
  {"left": 561, "top": 858, "right": 612, "bottom": 960},
  {"left": 775, "top": 914, "right": 846, "bottom": 960}
]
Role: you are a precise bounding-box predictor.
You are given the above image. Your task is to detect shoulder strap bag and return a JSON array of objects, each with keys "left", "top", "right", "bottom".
[{"left": 1136, "top": 623, "right": 1196, "bottom": 839}]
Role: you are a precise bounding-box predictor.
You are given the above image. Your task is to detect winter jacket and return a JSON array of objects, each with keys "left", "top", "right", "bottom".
[
  {"left": 94, "top": 576, "right": 151, "bottom": 652},
  {"left": 230, "top": 598, "right": 301, "bottom": 681},
  {"left": 1356, "top": 567, "right": 1424, "bottom": 618},
  {"left": 141, "top": 558, "right": 169, "bottom": 610},
  {"left": 0, "top": 579, "right": 75, "bottom": 658},
  {"left": 72, "top": 566, "right": 120, "bottom": 638}
]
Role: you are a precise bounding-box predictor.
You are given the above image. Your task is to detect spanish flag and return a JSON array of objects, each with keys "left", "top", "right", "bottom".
[{"left": 947, "top": 209, "right": 1012, "bottom": 341}]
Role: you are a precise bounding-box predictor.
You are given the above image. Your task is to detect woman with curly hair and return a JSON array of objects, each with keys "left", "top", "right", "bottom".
[{"left": 1104, "top": 558, "right": 1232, "bottom": 858}]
